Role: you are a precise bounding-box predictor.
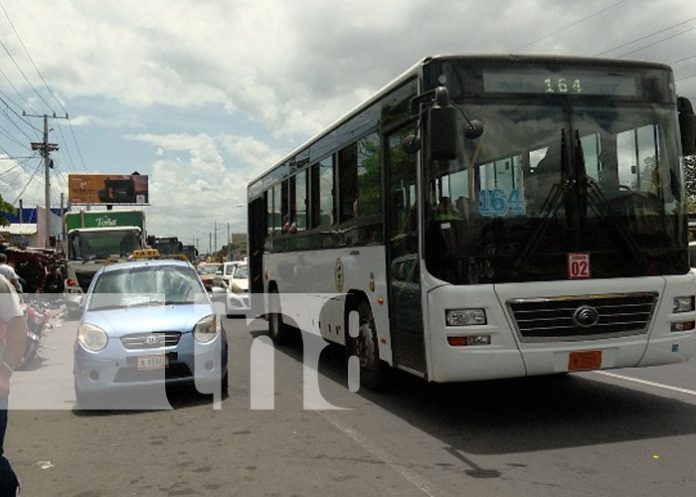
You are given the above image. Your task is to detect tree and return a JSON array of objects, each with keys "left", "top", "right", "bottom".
[
  {"left": 0, "top": 194, "right": 14, "bottom": 227},
  {"left": 685, "top": 155, "right": 696, "bottom": 213}
]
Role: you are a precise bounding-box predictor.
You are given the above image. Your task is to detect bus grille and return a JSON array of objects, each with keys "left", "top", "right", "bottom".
[
  {"left": 121, "top": 332, "right": 182, "bottom": 349},
  {"left": 507, "top": 292, "right": 658, "bottom": 341}
]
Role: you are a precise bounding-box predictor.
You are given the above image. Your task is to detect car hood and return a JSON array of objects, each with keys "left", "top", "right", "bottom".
[{"left": 82, "top": 304, "right": 214, "bottom": 336}]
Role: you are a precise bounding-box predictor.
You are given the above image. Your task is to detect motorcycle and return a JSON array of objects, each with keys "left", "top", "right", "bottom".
[{"left": 17, "top": 299, "right": 52, "bottom": 370}]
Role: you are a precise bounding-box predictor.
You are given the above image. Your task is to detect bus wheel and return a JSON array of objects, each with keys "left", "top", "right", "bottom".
[
  {"left": 348, "top": 301, "right": 388, "bottom": 390},
  {"left": 268, "top": 288, "right": 291, "bottom": 345}
]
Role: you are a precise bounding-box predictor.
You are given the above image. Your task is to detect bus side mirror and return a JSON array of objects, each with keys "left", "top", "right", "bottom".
[
  {"left": 402, "top": 134, "right": 421, "bottom": 154},
  {"left": 678, "top": 96, "right": 696, "bottom": 156},
  {"left": 428, "top": 87, "right": 457, "bottom": 161}
]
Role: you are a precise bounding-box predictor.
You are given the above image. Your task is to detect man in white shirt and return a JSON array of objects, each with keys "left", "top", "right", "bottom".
[
  {"left": 0, "top": 273, "right": 26, "bottom": 496},
  {"left": 0, "top": 254, "right": 20, "bottom": 293}
]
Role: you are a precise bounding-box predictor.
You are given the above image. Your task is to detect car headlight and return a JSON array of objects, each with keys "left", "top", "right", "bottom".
[
  {"left": 445, "top": 308, "right": 487, "bottom": 326},
  {"left": 77, "top": 323, "right": 108, "bottom": 352},
  {"left": 194, "top": 314, "right": 220, "bottom": 343},
  {"left": 673, "top": 296, "right": 695, "bottom": 313}
]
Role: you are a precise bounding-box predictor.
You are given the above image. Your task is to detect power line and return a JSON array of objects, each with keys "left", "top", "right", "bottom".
[
  {"left": 595, "top": 16, "right": 696, "bottom": 56},
  {"left": 0, "top": 97, "right": 42, "bottom": 134},
  {"left": 0, "top": 107, "right": 37, "bottom": 143},
  {"left": 618, "top": 25, "right": 696, "bottom": 58},
  {"left": 0, "top": 38, "right": 55, "bottom": 114},
  {"left": 66, "top": 119, "right": 87, "bottom": 171},
  {"left": 512, "top": 0, "right": 629, "bottom": 52},
  {"left": 0, "top": 66, "right": 35, "bottom": 113},
  {"left": 676, "top": 73, "right": 696, "bottom": 82},
  {"left": 11, "top": 159, "right": 42, "bottom": 204},
  {"left": 671, "top": 54, "right": 696, "bottom": 65},
  {"left": 0, "top": 1, "right": 68, "bottom": 115}
]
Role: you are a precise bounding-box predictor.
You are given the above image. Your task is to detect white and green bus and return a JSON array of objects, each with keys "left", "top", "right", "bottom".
[{"left": 247, "top": 55, "right": 696, "bottom": 388}]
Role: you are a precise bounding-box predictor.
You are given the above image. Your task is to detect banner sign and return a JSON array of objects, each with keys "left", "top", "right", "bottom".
[{"left": 68, "top": 174, "right": 149, "bottom": 205}]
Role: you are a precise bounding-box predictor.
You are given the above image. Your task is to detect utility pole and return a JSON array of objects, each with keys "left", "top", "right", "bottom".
[
  {"left": 25, "top": 112, "right": 69, "bottom": 247},
  {"left": 214, "top": 221, "right": 217, "bottom": 256}
]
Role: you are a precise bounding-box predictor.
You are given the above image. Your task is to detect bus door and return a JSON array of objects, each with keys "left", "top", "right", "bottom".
[
  {"left": 385, "top": 129, "right": 426, "bottom": 374},
  {"left": 248, "top": 195, "right": 266, "bottom": 299}
]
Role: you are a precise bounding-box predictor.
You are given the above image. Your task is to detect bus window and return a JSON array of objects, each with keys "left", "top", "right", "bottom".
[
  {"left": 321, "top": 156, "right": 335, "bottom": 226},
  {"left": 272, "top": 183, "right": 282, "bottom": 234},
  {"left": 357, "top": 133, "right": 381, "bottom": 218},
  {"left": 295, "top": 169, "right": 307, "bottom": 231},
  {"left": 338, "top": 143, "right": 358, "bottom": 222},
  {"left": 266, "top": 189, "right": 273, "bottom": 236}
]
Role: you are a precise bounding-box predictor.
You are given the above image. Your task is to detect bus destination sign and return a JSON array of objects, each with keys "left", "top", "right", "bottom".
[{"left": 483, "top": 69, "right": 639, "bottom": 97}]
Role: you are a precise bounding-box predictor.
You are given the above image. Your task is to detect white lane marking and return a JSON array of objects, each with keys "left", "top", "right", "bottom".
[
  {"left": 315, "top": 409, "right": 443, "bottom": 497},
  {"left": 592, "top": 371, "right": 696, "bottom": 397}
]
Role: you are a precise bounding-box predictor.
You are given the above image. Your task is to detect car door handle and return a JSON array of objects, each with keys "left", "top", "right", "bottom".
[{"left": 349, "top": 250, "right": 360, "bottom": 256}]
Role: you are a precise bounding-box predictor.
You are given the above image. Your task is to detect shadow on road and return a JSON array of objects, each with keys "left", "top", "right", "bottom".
[{"left": 264, "top": 324, "right": 696, "bottom": 457}]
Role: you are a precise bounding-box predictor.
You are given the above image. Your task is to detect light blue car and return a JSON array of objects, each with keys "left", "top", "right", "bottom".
[{"left": 73, "top": 259, "right": 228, "bottom": 407}]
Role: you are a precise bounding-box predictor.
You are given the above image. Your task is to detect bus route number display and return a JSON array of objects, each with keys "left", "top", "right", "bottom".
[{"left": 568, "top": 253, "right": 591, "bottom": 279}]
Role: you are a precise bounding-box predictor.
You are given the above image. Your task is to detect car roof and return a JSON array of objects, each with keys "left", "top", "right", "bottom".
[{"left": 100, "top": 259, "right": 194, "bottom": 273}]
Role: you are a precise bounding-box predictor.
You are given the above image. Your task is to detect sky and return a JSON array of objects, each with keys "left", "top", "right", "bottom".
[{"left": 1, "top": 0, "right": 695, "bottom": 252}]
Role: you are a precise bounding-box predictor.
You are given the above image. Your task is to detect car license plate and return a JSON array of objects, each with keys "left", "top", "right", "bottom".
[
  {"left": 137, "top": 354, "right": 168, "bottom": 370},
  {"left": 568, "top": 350, "right": 602, "bottom": 371}
]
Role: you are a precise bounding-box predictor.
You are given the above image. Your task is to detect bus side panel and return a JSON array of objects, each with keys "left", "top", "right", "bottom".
[{"left": 263, "top": 246, "right": 393, "bottom": 365}]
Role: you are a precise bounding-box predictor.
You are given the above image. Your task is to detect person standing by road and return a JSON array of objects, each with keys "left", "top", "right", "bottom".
[
  {"left": 0, "top": 273, "right": 26, "bottom": 496},
  {"left": 0, "top": 255, "right": 20, "bottom": 293}
]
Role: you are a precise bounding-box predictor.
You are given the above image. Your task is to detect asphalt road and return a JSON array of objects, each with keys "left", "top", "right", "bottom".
[{"left": 6, "top": 311, "right": 696, "bottom": 497}]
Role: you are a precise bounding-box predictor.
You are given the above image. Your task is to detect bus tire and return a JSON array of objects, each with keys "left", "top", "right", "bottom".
[
  {"left": 268, "top": 287, "right": 291, "bottom": 345},
  {"left": 347, "top": 301, "right": 388, "bottom": 390}
]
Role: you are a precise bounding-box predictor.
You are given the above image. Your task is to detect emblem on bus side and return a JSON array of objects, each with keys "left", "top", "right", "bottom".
[{"left": 334, "top": 257, "right": 344, "bottom": 293}]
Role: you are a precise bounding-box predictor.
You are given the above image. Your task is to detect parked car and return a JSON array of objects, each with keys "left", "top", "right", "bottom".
[
  {"left": 73, "top": 259, "right": 228, "bottom": 407},
  {"left": 225, "top": 263, "right": 249, "bottom": 318}
]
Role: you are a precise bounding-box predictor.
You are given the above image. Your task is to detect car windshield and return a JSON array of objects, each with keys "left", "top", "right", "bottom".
[
  {"left": 233, "top": 265, "right": 248, "bottom": 279},
  {"left": 88, "top": 265, "right": 205, "bottom": 309},
  {"left": 198, "top": 264, "right": 222, "bottom": 275}
]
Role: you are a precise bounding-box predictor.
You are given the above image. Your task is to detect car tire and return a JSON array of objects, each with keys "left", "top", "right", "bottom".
[{"left": 346, "top": 301, "right": 389, "bottom": 390}]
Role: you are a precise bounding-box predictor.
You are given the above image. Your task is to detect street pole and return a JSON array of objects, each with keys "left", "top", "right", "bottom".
[
  {"left": 214, "top": 221, "right": 217, "bottom": 256},
  {"left": 25, "top": 111, "right": 68, "bottom": 247},
  {"left": 42, "top": 115, "right": 50, "bottom": 246}
]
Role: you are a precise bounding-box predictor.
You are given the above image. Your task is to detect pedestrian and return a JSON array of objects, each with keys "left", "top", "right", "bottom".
[
  {"left": 0, "top": 255, "right": 20, "bottom": 293},
  {"left": 0, "top": 273, "right": 27, "bottom": 496}
]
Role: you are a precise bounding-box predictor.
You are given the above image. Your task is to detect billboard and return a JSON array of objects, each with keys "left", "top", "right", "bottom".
[{"left": 68, "top": 174, "right": 149, "bottom": 205}]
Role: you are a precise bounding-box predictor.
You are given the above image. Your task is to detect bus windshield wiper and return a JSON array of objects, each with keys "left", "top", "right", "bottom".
[
  {"left": 514, "top": 129, "right": 570, "bottom": 271},
  {"left": 574, "top": 130, "right": 645, "bottom": 266}
]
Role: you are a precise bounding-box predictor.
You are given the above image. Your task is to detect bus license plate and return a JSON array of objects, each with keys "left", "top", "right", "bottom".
[
  {"left": 568, "top": 351, "right": 602, "bottom": 371},
  {"left": 137, "top": 355, "right": 168, "bottom": 370}
]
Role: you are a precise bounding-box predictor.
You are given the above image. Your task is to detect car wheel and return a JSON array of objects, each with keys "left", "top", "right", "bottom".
[
  {"left": 346, "top": 301, "right": 389, "bottom": 390},
  {"left": 268, "top": 288, "right": 291, "bottom": 345}
]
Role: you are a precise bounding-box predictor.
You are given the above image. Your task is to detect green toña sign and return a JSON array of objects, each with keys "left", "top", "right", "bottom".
[{"left": 65, "top": 210, "right": 145, "bottom": 231}]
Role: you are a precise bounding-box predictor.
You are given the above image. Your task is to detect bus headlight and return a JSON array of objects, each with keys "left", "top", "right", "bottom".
[
  {"left": 673, "top": 296, "right": 695, "bottom": 313},
  {"left": 445, "top": 309, "right": 487, "bottom": 326}
]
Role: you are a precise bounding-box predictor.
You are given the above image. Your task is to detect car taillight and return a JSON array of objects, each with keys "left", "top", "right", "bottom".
[{"left": 67, "top": 278, "right": 77, "bottom": 287}]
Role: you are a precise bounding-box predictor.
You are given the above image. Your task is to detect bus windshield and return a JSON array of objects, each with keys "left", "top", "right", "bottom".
[{"left": 424, "top": 98, "right": 687, "bottom": 284}]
